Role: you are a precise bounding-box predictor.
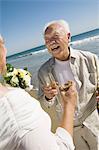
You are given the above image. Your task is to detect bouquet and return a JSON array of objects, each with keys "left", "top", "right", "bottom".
[{"left": 3, "top": 63, "right": 33, "bottom": 91}]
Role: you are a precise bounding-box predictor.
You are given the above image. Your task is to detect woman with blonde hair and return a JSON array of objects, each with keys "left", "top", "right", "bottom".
[
  {"left": 0, "top": 35, "right": 7, "bottom": 74},
  {"left": 0, "top": 35, "right": 77, "bottom": 150}
]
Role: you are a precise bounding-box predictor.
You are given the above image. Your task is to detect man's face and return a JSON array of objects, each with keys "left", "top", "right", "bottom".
[{"left": 44, "top": 24, "right": 70, "bottom": 60}]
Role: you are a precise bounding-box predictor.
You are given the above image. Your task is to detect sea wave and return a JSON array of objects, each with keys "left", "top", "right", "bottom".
[
  {"left": 7, "top": 34, "right": 99, "bottom": 61},
  {"left": 15, "top": 35, "right": 99, "bottom": 59},
  {"left": 17, "top": 48, "right": 48, "bottom": 59},
  {"left": 7, "top": 48, "right": 48, "bottom": 61},
  {"left": 71, "top": 35, "right": 99, "bottom": 46},
  {"left": 31, "top": 48, "right": 47, "bottom": 55}
]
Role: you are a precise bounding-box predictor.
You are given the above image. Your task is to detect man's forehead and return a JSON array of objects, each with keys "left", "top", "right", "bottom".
[{"left": 44, "top": 24, "right": 65, "bottom": 35}]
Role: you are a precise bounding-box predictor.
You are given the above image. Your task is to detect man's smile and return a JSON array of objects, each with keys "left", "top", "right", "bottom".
[{"left": 51, "top": 45, "right": 60, "bottom": 51}]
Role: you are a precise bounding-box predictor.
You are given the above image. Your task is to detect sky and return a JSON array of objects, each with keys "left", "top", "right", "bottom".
[{"left": 0, "top": 0, "right": 99, "bottom": 56}]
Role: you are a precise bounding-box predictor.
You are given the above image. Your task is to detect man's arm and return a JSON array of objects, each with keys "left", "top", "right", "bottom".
[{"left": 38, "top": 69, "right": 56, "bottom": 107}]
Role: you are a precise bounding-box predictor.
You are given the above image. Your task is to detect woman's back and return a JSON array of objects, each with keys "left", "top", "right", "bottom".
[
  {"left": 0, "top": 87, "right": 75, "bottom": 150},
  {"left": 0, "top": 88, "right": 51, "bottom": 150}
]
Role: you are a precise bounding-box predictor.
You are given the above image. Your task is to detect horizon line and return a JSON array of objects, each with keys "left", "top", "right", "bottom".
[{"left": 7, "top": 28, "right": 99, "bottom": 60}]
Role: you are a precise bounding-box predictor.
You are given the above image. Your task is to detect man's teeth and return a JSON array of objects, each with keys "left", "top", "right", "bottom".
[{"left": 52, "top": 46, "right": 60, "bottom": 51}]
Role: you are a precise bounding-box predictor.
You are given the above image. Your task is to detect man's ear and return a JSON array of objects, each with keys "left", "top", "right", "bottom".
[
  {"left": 67, "top": 33, "right": 71, "bottom": 42},
  {"left": 67, "top": 33, "right": 71, "bottom": 40}
]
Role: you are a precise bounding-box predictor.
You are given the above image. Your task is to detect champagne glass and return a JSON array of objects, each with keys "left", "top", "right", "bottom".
[{"left": 48, "top": 73, "right": 63, "bottom": 113}]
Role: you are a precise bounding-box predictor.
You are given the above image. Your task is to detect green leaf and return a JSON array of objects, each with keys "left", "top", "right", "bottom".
[
  {"left": 6, "top": 63, "right": 14, "bottom": 72},
  {"left": 24, "top": 67, "right": 28, "bottom": 71}
]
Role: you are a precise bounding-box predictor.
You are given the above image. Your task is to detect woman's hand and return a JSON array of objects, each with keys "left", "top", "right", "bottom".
[
  {"left": 60, "top": 81, "right": 77, "bottom": 137},
  {"left": 60, "top": 81, "right": 77, "bottom": 110}
]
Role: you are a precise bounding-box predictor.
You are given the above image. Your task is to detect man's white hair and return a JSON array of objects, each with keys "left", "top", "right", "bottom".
[{"left": 43, "top": 20, "right": 70, "bottom": 34}]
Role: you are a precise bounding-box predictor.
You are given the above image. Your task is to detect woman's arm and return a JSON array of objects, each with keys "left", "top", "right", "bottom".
[
  {"left": 20, "top": 81, "right": 77, "bottom": 150},
  {"left": 60, "top": 81, "right": 77, "bottom": 137}
]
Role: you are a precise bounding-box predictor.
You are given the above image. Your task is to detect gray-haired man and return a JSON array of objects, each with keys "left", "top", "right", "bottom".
[{"left": 38, "top": 20, "right": 99, "bottom": 150}]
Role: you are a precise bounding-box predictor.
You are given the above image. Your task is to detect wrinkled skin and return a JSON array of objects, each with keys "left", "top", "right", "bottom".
[{"left": 44, "top": 23, "right": 70, "bottom": 61}]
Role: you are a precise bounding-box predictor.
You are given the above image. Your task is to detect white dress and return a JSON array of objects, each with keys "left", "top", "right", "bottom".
[{"left": 0, "top": 88, "right": 74, "bottom": 150}]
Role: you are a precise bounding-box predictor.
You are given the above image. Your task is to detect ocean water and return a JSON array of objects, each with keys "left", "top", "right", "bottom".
[{"left": 7, "top": 29, "right": 99, "bottom": 88}]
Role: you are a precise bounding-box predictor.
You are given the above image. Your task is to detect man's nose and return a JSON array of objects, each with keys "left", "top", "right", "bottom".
[{"left": 50, "top": 40, "right": 56, "bottom": 44}]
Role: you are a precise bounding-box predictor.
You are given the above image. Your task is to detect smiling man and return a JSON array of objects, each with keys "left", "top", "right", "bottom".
[
  {"left": 44, "top": 23, "right": 70, "bottom": 61},
  {"left": 37, "top": 20, "right": 99, "bottom": 150}
]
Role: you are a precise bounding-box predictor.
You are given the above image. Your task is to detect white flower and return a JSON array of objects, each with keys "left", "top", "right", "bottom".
[
  {"left": 10, "top": 75, "right": 19, "bottom": 86},
  {"left": 13, "top": 68, "right": 18, "bottom": 75},
  {"left": 3, "top": 64, "right": 33, "bottom": 90},
  {"left": 4, "top": 68, "right": 18, "bottom": 77},
  {"left": 24, "top": 75, "right": 31, "bottom": 85},
  {"left": 17, "top": 69, "right": 32, "bottom": 86},
  {"left": 17, "top": 69, "right": 31, "bottom": 77}
]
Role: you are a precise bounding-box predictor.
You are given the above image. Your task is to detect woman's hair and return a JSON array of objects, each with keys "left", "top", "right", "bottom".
[
  {"left": 0, "top": 35, "right": 4, "bottom": 44},
  {"left": 43, "top": 19, "right": 70, "bottom": 34},
  {"left": 0, "top": 35, "right": 7, "bottom": 75}
]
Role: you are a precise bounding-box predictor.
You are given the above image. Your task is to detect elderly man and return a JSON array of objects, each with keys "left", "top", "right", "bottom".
[{"left": 38, "top": 20, "right": 99, "bottom": 150}]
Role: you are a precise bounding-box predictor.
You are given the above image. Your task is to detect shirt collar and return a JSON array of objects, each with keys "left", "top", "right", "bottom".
[
  {"left": 70, "top": 47, "right": 77, "bottom": 59},
  {"left": 49, "top": 46, "right": 77, "bottom": 67}
]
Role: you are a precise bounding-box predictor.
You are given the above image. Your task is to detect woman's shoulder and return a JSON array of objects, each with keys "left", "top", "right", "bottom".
[
  {"left": 0, "top": 86, "right": 39, "bottom": 105},
  {"left": 0, "top": 87, "right": 40, "bottom": 107},
  {"left": 0, "top": 86, "right": 21, "bottom": 98},
  {"left": 0, "top": 85, "right": 10, "bottom": 98},
  {"left": 0, "top": 87, "right": 41, "bottom": 120}
]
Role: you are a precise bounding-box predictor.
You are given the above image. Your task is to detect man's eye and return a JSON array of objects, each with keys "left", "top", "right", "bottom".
[
  {"left": 54, "top": 35, "right": 60, "bottom": 39},
  {"left": 54, "top": 35, "right": 58, "bottom": 38},
  {"left": 45, "top": 40, "right": 49, "bottom": 43}
]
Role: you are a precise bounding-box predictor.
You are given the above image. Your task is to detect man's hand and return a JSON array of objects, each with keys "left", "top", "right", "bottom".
[
  {"left": 96, "top": 88, "right": 99, "bottom": 114},
  {"left": 43, "top": 84, "right": 58, "bottom": 100},
  {"left": 96, "top": 88, "right": 99, "bottom": 102}
]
